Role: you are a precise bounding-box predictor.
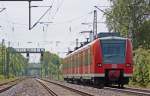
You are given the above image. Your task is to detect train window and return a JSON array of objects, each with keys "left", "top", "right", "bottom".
[
  {"left": 74, "top": 55, "right": 75, "bottom": 67},
  {"left": 80, "top": 52, "right": 82, "bottom": 66},
  {"left": 79, "top": 52, "right": 82, "bottom": 66},
  {"left": 75, "top": 54, "right": 77, "bottom": 67},
  {"left": 82, "top": 52, "right": 84, "bottom": 66},
  {"left": 77, "top": 54, "right": 78, "bottom": 67},
  {"left": 78, "top": 53, "right": 80, "bottom": 66},
  {"left": 101, "top": 39, "right": 126, "bottom": 64},
  {"left": 70, "top": 57, "right": 72, "bottom": 68},
  {"left": 65, "top": 59, "right": 67, "bottom": 73},
  {"left": 65, "top": 59, "right": 67, "bottom": 69},
  {"left": 88, "top": 48, "right": 91, "bottom": 65},
  {"left": 75, "top": 55, "right": 77, "bottom": 67},
  {"left": 67, "top": 58, "right": 68, "bottom": 68},
  {"left": 78, "top": 53, "right": 80, "bottom": 67},
  {"left": 74, "top": 55, "right": 76, "bottom": 67},
  {"left": 85, "top": 49, "right": 88, "bottom": 65},
  {"left": 71, "top": 56, "right": 73, "bottom": 68},
  {"left": 67, "top": 58, "right": 69, "bottom": 68},
  {"left": 69, "top": 57, "right": 71, "bottom": 68},
  {"left": 72, "top": 56, "right": 74, "bottom": 67},
  {"left": 83, "top": 51, "right": 85, "bottom": 65},
  {"left": 81, "top": 52, "right": 83, "bottom": 66},
  {"left": 73, "top": 55, "right": 75, "bottom": 68},
  {"left": 71, "top": 55, "right": 74, "bottom": 68},
  {"left": 72, "top": 56, "right": 74, "bottom": 68},
  {"left": 80, "top": 52, "right": 83, "bottom": 66}
]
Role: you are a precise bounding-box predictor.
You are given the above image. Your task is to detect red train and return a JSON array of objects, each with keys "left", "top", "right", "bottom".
[{"left": 62, "top": 33, "right": 133, "bottom": 88}]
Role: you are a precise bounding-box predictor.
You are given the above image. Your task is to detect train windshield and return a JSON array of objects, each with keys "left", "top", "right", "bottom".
[{"left": 101, "top": 39, "right": 126, "bottom": 64}]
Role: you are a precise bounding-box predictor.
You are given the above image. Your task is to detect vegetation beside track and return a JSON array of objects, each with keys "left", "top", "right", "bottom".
[
  {"left": 129, "top": 48, "right": 150, "bottom": 87},
  {"left": 0, "top": 76, "right": 18, "bottom": 84},
  {"left": 41, "top": 51, "right": 62, "bottom": 80},
  {"left": 0, "top": 45, "right": 28, "bottom": 79},
  {"left": 0, "top": 44, "right": 62, "bottom": 80}
]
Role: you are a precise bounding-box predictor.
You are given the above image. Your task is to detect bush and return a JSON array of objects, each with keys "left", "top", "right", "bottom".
[
  {"left": 0, "top": 75, "right": 5, "bottom": 80},
  {"left": 131, "top": 48, "right": 150, "bottom": 87}
]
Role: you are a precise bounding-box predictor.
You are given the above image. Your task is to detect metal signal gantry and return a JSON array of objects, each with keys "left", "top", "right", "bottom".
[
  {"left": 14, "top": 48, "right": 45, "bottom": 53},
  {"left": 13, "top": 48, "right": 45, "bottom": 76}
]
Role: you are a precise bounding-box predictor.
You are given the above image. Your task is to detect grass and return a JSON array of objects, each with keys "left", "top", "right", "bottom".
[{"left": 0, "top": 75, "right": 17, "bottom": 84}]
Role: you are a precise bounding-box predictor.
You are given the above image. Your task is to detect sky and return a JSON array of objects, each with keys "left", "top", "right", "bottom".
[{"left": 0, "top": 0, "right": 110, "bottom": 62}]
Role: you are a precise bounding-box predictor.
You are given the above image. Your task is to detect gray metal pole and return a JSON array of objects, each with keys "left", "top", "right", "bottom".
[
  {"left": 93, "top": 10, "right": 97, "bottom": 39},
  {"left": 2, "top": 39, "right": 4, "bottom": 75},
  {"left": 6, "top": 41, "right": 10, "bottom": 78},
  {"left": 29, "top": 0, "right": 31, "bottom": 30}
]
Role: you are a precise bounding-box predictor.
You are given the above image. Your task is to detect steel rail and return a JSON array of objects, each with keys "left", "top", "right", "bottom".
[
  {"left": 0, "top": 83, "right": 17, "bottom": 93},
  {"left": 0, "top": 78, "right": 22, "bottom": 93},
  {"left": 40, "top": 79, "right": 93, "bottom": 96},
  {"left": 0, "top": 79, "right": 18, "bottom": 86},
  {"left": 104, "top": 87, "right": 150, "bottom": 96},
  {"left": 36, "top": 79, "right": 58, "bottom": 96}
]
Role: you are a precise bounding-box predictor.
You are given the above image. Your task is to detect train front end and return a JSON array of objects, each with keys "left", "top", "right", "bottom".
[{"left": 94, "top": 35, "right": 133, "bottom": 87}]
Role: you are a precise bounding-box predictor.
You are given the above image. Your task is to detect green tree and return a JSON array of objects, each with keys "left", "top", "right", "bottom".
[
  {"left": 9, "top": 48, "right": 27, "bottom": 77},
  {"left": 0, "top": 46, "right": 27, "bottom": 79},
  {"left": 42, "top": 51, "right": 61, "bottom": 79},
  {"left": 105, "top": 0, "right": 150, "bottom": 48},
  {"left": 136, "top": 20, "right": 150, "bottom": 49}
]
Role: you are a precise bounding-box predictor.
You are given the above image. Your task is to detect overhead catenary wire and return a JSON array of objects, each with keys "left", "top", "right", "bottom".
[
  {"left": 0, "top": 8, "right": 6, "bottom": 13},
  {"left": 0, "top": 0, "right": 55, "bottom": 29},
  {"left": 0, "top": 4, "right": 28, "bottom": 27},
  {"left": 49, "top": 11, "right": 94, "bottom": 25},
  {"left": 51, "top": 0, "right": 64, "bottom": 19}
]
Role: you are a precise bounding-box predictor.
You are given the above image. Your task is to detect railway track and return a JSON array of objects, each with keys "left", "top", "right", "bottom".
[
  {"left": 47, "top": 80, "right": 150, "bottom": 96},
  {"left": 36, "top": 79, "right": 58, "bottom": 96},
  {"left": 36, "top": 78, "right": 93, "bottom": 96},
  {"left": 0, "top": 78, "right": 21, "bottom": 93},
  {"left": 105, "top": 87, "right": 150, "bottom": 96},
  {"left": 36, "top": 79, "right": 150, "bottom": 96}
]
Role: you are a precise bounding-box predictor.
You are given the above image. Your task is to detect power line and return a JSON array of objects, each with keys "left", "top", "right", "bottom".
[
  {"left": 50, "top": 11, "right": 94, "bottom": 25},
  {"left": 0, "top": 4, "right": 28, "bottom": 27},
  {"left": 0, "top": 8, "right": 6, "bottom": 13},
  {"left": 51, "top": 0, "right": 64, "bottom": 19}
]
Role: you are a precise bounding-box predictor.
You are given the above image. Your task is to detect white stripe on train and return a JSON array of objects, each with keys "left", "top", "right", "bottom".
[{"left": 64, "top": 73, "right": 132, "bottom": 79}]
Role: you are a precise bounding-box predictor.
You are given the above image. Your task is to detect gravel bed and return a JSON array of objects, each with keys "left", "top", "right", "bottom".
[
  {"left": 0, "top": 78, "right": 50, "bottom": 96},
  {"left": 48, "top": 80, "right": 135, "bottom": 96}
]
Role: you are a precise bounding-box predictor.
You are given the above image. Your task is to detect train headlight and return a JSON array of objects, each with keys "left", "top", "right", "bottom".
[
  {"left": 126, "top": 64, "right": 131, "bottom": 67},
  {"left": 97, "top": 64, "right": 102, "bottom": 67}
]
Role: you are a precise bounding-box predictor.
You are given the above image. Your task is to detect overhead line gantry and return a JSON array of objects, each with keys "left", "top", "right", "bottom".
[{"left": 0, "top": 0, "right": 53, "bottom": 30}]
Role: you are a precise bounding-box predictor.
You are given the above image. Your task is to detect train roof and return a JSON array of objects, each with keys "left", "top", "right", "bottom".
[
  {"left": 65, "top": 36, "right": 128, "bottom": 58},
  {"left": 97, "top": 32, "right": 120, "bottom": 38},
  {"left": 99, "top": 36, "right": 127, "bottom": 40},
  {"left": 65, "top": 39, "right": 96, "bottom": 57}
]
